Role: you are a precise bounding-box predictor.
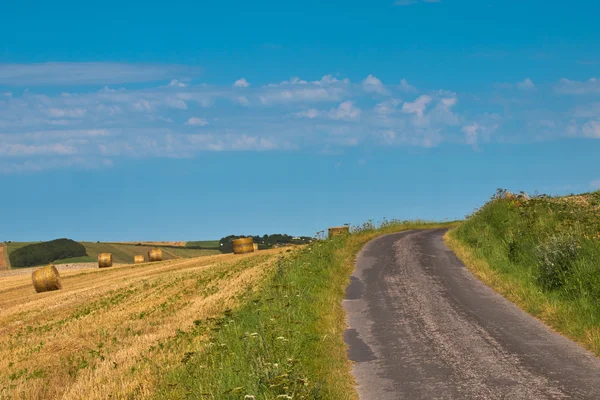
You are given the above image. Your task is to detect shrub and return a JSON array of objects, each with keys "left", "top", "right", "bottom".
[
  {"left": 9, "top": 239, "right": 87, "bottom": 268},
  {"left": 536, "top": 235, "right": 579, "bottom": 291}
]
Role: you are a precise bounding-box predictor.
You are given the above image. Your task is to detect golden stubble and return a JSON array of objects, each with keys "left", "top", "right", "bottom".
[{"left": 0, "top": 248, "right": 287, "bottom": 400}]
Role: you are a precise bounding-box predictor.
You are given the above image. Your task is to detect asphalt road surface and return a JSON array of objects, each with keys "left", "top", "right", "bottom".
[{"left": 343, "top": 229, "right": 600, "bottom": 399}]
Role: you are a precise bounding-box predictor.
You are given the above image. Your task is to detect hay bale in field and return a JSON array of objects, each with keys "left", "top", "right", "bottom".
[
  {"left": 233, "top": 237, "right": 254, "bottom": 254},
  {"left": 98, "top": 253, "right": 113, "bottom": 268},
  {"left": 328, "top": 226, "right": 350, "bottom": 238},
  {"left": 32, "top": 265, "right": 62, "bottom": 293},
  {"left": 148, "top": 248, "right": 163, "bottom": 262},
  {"left": 253, "top": 243, "right": 259, "bottom": 252},
  {"left": 134, "top": 255, "right": 145, "bottom": 264}
]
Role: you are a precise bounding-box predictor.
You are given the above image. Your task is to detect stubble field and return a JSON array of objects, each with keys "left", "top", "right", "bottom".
[{"left": 0, "top": 248, "right": 287, "bottom": 399}]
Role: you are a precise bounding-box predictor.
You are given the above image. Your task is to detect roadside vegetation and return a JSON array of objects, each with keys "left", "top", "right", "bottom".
[
  {"left": 157, "top": 220, "right": 455, "bottom": 400},
  {"left": 447, "top": 189, "right": 600, "bottom": 355}
]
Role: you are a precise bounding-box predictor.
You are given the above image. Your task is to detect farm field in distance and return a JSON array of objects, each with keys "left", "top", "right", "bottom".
[
  {"left": 0, "top": 248, "right": 290, "bottom": 399},
  {"left": 3, "top": 241, "right": 221, "bottom": 268}
]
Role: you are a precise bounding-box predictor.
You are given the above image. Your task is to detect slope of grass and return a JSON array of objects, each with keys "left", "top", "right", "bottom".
[
  {"left": 447, "top": 190, "right": 600, "bottom": 355},
  {"left": 186, "top": 240, "right": 220, "bottom": 248},
  {"left": 156, "top": 220, "right": 456, "bottom": 400}
]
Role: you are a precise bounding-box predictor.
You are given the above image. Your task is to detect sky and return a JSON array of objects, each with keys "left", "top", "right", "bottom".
[{"left": 0, "top": 0, "right": 599, "bottom": 241}]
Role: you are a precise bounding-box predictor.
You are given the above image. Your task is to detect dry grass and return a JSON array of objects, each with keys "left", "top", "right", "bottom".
[{"left": 0, "top": 248, "right": 288, "bottom": 400}]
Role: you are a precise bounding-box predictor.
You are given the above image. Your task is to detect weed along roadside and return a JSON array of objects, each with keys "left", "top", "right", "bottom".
[
  {"left": 155, "top": 220, "right": 456, "bottom": 399},
  {"left": 446, "top": 190, "right": 600, "bottom": 356}
]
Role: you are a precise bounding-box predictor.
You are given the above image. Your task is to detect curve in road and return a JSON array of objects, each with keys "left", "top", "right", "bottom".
[{"left": 343, "top": 229, "right": 600, "bottom": 399}]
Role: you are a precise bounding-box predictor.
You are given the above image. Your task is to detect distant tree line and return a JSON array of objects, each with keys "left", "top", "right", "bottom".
[
  {"left": 9, "top": 239, "right": 86, "bottom": 268},
  {"left": 218, "top": 234, "right": 314, "bottom": 253}
]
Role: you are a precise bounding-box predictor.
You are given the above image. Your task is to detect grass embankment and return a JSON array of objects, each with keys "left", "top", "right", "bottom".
[
  {"left": 0, "top": 249, "right": 287, "bottom": 399},
  {"left": 156, "top": 220, "right": 456, "bottom": 400},
  {"left": 446, "top": 190, "right": 600, "bottom": 355}
]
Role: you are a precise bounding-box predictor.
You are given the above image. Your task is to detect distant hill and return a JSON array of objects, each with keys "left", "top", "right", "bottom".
[
  {"left": 9, "top": 239, "right": 87, "bottom": 268},
  {"left": 4, "top": 240, "right": 221, "bottom": 268}
]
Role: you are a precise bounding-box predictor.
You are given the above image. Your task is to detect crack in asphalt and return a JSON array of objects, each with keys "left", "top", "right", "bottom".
[{"left": 343, "top": 229, "right": 600, "bottom": 399}]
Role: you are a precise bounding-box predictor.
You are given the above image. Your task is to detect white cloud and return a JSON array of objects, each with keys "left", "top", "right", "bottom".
[
  {"left": 0, "top": 62, "right": 199, "bottom": 85},
  {"left": 399, "top": 79, "right": 417, "bottom": 93},
  {"left": 517, "top": 78, "right": 536, "bottom": 90},
  {"left": 132, "top": 100, "right": 154, "bottom": 112},
  {"left": 329, "top": 101, "right": 361, "bottom": 120},
  {"left": 363, "top": 74, "right": 388, "bottom": 95},
  {"left": 186, "top": 117, "right": 209, "bottom": 126},
  {"left": 375, "top": 99, "right": 401, "bottom": 115},
  {"left": 441, "top": 97, "right": 457, "bottom": 108},
  {"left": 295, "top": 109, "right": 320, "bottom": 119},
  {"left": 402, "top": 95, "right": 432, "bottom": 117},
  {"left": 556, "top": 78, "right": 600, "bottom": 95},
  {"left": 234, "top": 78, "right": 250, "bottom": 88},
  {"left": 582, "top": 121, "right": 600, "bottom": 138},
  {"left": 47, "top": 107, "right": 87, "bottom": 118},
  {"left": 165, "top": 97, "right": 188, "bottom": 110},
  {"left": 168, "top": 79, "right": 188, "bottom": 88},
  {"left": 462, "top": 124, "right": 481, "bottom": 146}
]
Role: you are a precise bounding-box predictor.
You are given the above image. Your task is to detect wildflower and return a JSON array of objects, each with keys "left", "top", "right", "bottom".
[
  {"left": 277, "top": 395, "right": 292, "bottom": 399},
  {"left": 244, "top": 396, "right": 256, "bottom": 399}
]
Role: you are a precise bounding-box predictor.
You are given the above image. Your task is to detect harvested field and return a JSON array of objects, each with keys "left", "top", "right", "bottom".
[{"left": 0, "top": 248, "right": 288, "bottom": 400}]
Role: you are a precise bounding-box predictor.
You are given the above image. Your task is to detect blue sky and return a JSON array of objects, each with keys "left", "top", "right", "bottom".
[{"left": 0, "top": 0, "right": 599, "bottom": 241}]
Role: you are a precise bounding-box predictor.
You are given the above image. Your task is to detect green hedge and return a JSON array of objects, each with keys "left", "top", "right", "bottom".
[{"left": 9, "top": 238, "right": 87, "bottom": 268}]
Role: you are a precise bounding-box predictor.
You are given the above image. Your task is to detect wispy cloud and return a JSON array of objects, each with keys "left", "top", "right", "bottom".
[
  {"left": 186, "top": 117, "right": 209, "bottom": 126},
  {"left": 1, "top": 70, "right": 599, "bottom": 173},
  {"left": 363, "top": 75, "right": 388, "bottom": 95},
  {"left": 556, "top": 78, "right": 600, "bottom": 95},
  {"left": 234, "top": 78, "right": 250, "bottom": 88},
  {"left": 0, "top": 62, "right": 200, "bottom": 86}
]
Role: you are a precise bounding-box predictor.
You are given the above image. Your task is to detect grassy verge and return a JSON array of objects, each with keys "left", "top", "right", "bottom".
[
  {"left": 156, "top": 220, "right": 456, "bottom": 400},
  {"left": 446, "top": 190, "right": 600, "bottom": 355}
]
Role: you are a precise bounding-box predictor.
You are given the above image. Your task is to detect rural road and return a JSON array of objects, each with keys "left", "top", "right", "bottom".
[{"left": 343, "top": 229, "right": 600, "bottom": 399}]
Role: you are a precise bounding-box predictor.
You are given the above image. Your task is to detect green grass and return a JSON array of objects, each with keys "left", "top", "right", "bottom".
[
  {"left": 186, "top": 240, "right": 220, "bottom": 248},
  {"left": 154, "top": 220, "right": 456, "bottom": 400},
  {"left": 447, "top": 189, "right": 600, "bottom": 355},
  {"left": 5, "top": 242, "right": 37, "bottom": 255}
]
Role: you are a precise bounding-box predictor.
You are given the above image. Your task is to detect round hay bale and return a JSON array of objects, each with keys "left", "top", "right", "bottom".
[
  {"left": 148, "top": 248, "right": 163, "bottom": 262},
  {"left": 134, "top": 255, "right": 145, "bottom": 264},
  {"left": 253, "top": 243, "right": 259, "bottom": 252},
  {"left": 233, "top": 237, "right": 254, "bottom": 254},
  {"left": 32, "top": 265, "right": 62, "bottom": 293},
  {"left": 98, "top": 253, "right": 113, "bottom": 268},
  {"left": 328, "top": 226, "right": 350, "bottom": 238}
]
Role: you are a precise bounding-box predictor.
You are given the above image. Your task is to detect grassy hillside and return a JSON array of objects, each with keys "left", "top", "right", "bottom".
[
  {"left": 5, "top": 241, "right": 221, "bottom": 267},
  {"left": 186, "top": 240, "right": 220, "bottom": 248},
  {"left": 447, "top": 190, "right": 600, "bottom": 354},
  {"left": 9, "top": 239, "right": 87, "bottom": 268}
]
